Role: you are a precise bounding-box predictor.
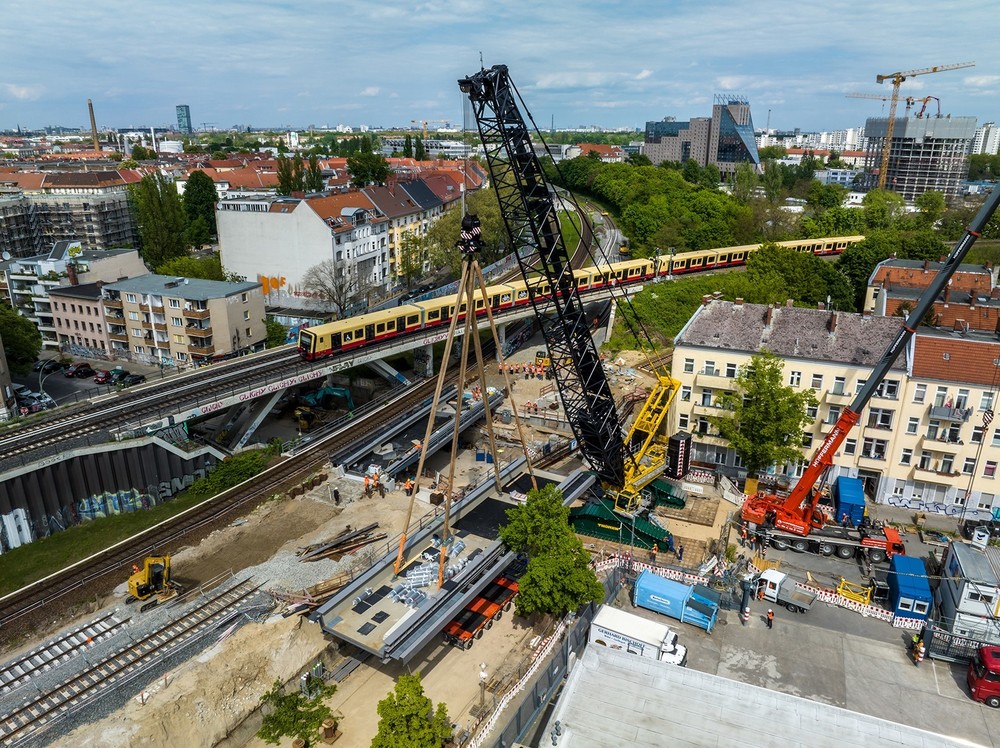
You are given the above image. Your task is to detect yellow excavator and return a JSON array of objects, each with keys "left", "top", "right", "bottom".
[{"left": 125, "top": 556, "right": 181, "bottom": 612}]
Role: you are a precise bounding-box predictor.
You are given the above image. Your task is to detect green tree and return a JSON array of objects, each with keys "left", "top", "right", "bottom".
[
  {"left": 184, "top": 216, "right": 212, "bottom": 248},
  {"left": 805, "top": 182, "right": 846, "bottom": 214},
  {"left": 862, "top": 189, "right": 905, "bottom": 230},
  {"left": 157, "top": 254, "right": 226, "bottom": 280},
  {"left": 276, "top": 155, "right": 306, "bottom": 195},
  {"left": 710, "top": 350, "right": 818, "bottom": 476},
  {"left": 256, "top": 678, "right": 337, "bottom": 747},
  {"left": 681, "top": 159, "right": 703, "bottom": 185},
  {"left": 499, "top": 484, "right": 604, "bottom": 617},
  {"left": 265, "top": 318, "right": 288, "bottom": 347},
  {"left": 414, "top": 137, "right": 426, "bottom": 161},
  {"left": 729, "top": 162, "right": 758, "bottom": 204},
  {"left": 183, "top": 170, "right": 219, "bottom": 235},
  {"left": 305, "top": 154, "right": 325, "bottom": 192},
  {"left": 0, "top": 305, "right": 42, "bottom": 374},
  {"left": 130, "top": 172, "right": 188, "bottom": 268},
  {"left": 757, "top": 145, "right": 787, "bottom": 160},
  {"left": 346, "top": 151, "right": 392, "bottom": 188},
  {"left": 425, "top": 189, "right": 505, "bottom": 279},
  {"left": 131, "top": 144, "right": 153, "bottom": 160},
  {"left": 371, "top": 674, "right": 451, "bottom": 748},
  {"left": 914, "top": 190, "right": 946, "bottom": 227},
  {"left": 397, "top": 231, "right": 427, "bottom": 288},
  {"left": 402, "top": 134, "right": 414, "bottom": 159},
  {"left": 119, "top": 157, "right": 138, "bottom": 169}
]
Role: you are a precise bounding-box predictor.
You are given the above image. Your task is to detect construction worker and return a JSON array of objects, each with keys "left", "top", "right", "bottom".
[
  {"left": 131, "top": 563, "right": 141, "bottom": 574},
  {"left": 404, "top": 477, "right": 414, "bottom": 497},
  {"left": 766, "top": 609, "right": 775, "bottom": 630},
  {"left": 739, "top": 524, "right": 748, "bottom": 547},
  {"left": 363, "top": 474, "right": 371, "bottom": 496},
  {"left": 651, "top": 543, "right": 658, "bottom": 562}
]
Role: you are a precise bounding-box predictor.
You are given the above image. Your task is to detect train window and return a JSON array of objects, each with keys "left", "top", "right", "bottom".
[
  {"left": 376, "top": 323, "right": 386, "bottom": 333},
  {"left": 407, "top": 315, "right": 418, "bottom": 325},
  {"left": 732, "top": 252, "right": 744, "bottom": 262},
  {"left": 718, "top": 254, "right": 728, "bottom": 264},
  {"left": 344, "top": 331, "right": 353, "bottom": 342},
  {"left": 673, "top": 258, "right": 687, "bottom": 269},
  {"left": 516, "top": 289, "right": 529, "bottom": 300},
  {"left": 354, "top": 328, "right": 363, "bottom": 339},
  {"left": 428, "top": 309, "right": 440, "bottom": 320},
  {"left": 690, "top": 257, "right": 702, "bottom": 267}
]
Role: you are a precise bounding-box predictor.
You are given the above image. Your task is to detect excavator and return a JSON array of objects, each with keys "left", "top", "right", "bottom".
[
  {"left": 297, "top": 386, "right": 355, "bottom": 412},
  {"left": 742, "top": 185, "right": 1000, "bottom": 554},
  {"left": 459, "top": 65, "right": 682, "bottom": 522},
  {"left": 125, "top": 556, "right": 182, "bottom": 612}
]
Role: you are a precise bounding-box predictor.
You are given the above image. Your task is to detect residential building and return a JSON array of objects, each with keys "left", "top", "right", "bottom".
[
  {"left": 575, "top": 144, "right": 626, "bottom": 163},
  {"left": 49, "top": 282, "right": 112, "bottom": 354},
  {"left": 814, "top": 168, "right": 864, "bottom": 188},
  {"left": 176, "top": 105, "right": 193, "bottom": 135},
  {"left": 0, "top": 193, "right": 40, "bottom": 258},
  {"left": 362, "top": 184, "right": 427, "bottom": 280},
  {"left": 863, "top": 116, "right": 977, "bottom": 202},
  {"left": 971, "top": 122, "right": 1000, "bottom": 156},
  {"left": 217, "top": 192, "right": 389, "bottom": 311},
  {"left": 645, "top": 96, "right": 760, "bottom": 176},
  {"left": 671, "top": 299, "right": 1000, "bottom": 518},
  {"left": 0, "top": 243, "right": 147, "bottom": 350},
  {"left": 936, "top": 542, "right": 1000, "bottom": 641},
  {"left": 102, "top": 275, "right": 265, "bottom": 365}
]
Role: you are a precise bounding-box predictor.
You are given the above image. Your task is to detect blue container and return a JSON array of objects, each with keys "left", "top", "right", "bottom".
[
  {"left": 887, "top": 555, "right": 932, "bottom": 620},
  {"left": 633, "top": 570, "right": 719, "bottom": 633},
  {"left": 832, "top": 476, "right": 866, "bottom": 527}
]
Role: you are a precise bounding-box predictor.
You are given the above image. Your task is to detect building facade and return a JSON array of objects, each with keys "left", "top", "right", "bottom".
[
  {"left": 671, "top": 299, "right": 1000, "bottom": 520},
  {"left": 645, "top": 96, "right": 760, "bottom": 176},
  {"left": 176, "top": 105, "right": 193, "bottom": 135},
  {"left": 49, "top": 282, "right": 112, "bottom": 353},
  {"left": 863, "top": 116, "right": 977, "bottom": 202},
  {"left": 971, "top": 122, "right": 1000, "bottom": 156},
  {"left": 102, "top": 275, "right": 265, "bottom": 365},
  {"left": 0, "top": 193, "right": 41, "bottom": 258}
]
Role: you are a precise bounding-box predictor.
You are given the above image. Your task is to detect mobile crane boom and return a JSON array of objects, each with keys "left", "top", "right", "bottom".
[{"left": 743, "top": 184, "right": 1000, "bottom": 534}]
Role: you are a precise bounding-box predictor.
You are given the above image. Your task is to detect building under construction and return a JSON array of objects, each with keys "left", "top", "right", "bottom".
[{"left": 863, "top": 116, "right": 976, "bottom": 202}]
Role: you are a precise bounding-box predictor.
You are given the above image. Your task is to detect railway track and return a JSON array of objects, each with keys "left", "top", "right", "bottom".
[
  {"left": 0, "top": 579, "right": 260, "bottom": 747},
  {"left": 0, "top": 378, "right": 441, "bottom": 634}
]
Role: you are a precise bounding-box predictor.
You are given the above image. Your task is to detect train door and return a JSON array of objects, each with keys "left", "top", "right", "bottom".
[
  {"left": 330, "top": 332, "right": 341, "bottom": 351},
  {"left": 397, "top": 314, "right": 407, "bottom": 333},
  {"left": 364, "top": 323, "right": 375, "bottom": 341}
]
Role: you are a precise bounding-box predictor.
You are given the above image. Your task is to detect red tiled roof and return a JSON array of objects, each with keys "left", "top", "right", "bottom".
[
  {"left": 577, "top": 143, "right": 623, "bottom": 157},
  {"left": 873, "top": 263, "right": 990, "bottom": 295},
  {"left": 912, "top": 335, "right": 1000, "bottom": 386},
  {"left": 304, "top": 192, "right": 379, "bottom": 231}
]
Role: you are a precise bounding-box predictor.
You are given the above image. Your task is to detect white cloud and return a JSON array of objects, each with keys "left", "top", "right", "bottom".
[
  {"left": 2, "top": 83, "right": 41, "bottom": 101},
  {"left": 635, "top": 69, "right": 653, "bottom": 81},
  {"left": 534, "top": 72, "right": 616, "bottom": 90},
  {"left": 360, "top": 87, "right": 380, "bottom": 97},
  {"left": 966, "top": 75, "right": 1000, "bottom": 87}
]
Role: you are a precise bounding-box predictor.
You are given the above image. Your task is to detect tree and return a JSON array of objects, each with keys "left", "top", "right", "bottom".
[
  {"left": 402, "top": 134, "right": 414, "bottom": 159},
  {"left": 371, "top": 674, "right": 451, "bottom": 748},
  {"left": 914, "top": 190, "right": 947, "bottom": 227},
  {"left": 729, "top": 162, "right": 758, "bottom": 204},
  {"left": 183, "top": 170, "right": 219, "bottom": 235},
  {"left": 184, "top": 216, "right": 212, "bottom": 248},
  {"left": 499, "top": 484, "right": 604, "bottom": 617},
  {"left": 346, "top": 151, "right": 391, "bottom": 188},
  {"left": 414, "top": 137, "right": 426, "bottom": 161},
  {"left": 862, "top": 189, "right": 905, "bottom": 230},
  {"left": 710, "top": 350, "right": 818, "bottom": 477},
  {"left": 0, "top": 305, "right": 42, "bottom": 374},
  {"left": 157, "top": 254, "right": 226, "bottom": 280},
  {"left": 266, "top": 318, "right": 289, "bottom": 347},
  {"left": 305, "top": 154, "right": 325, "bottom": 193},
  {"left": 256, "top": 678, "right": 337, "bottom": 747},
  {"left": 302, "top": 259, "right": 374, "bottom": 316},
  {"left": 130, "top": 172, "right": 188, "bottom": 268},
  {"left": 131, "top": 144, "right": 153, "bottom": 160},
  {"left": 397, "top": 231, "right": 427, "bottom": 288},
  {"left": 425, "top": 188, "right": 505, "bottom": 279},
  {"left": 276, "top": 155, "right": 305, "bottom": 195}
]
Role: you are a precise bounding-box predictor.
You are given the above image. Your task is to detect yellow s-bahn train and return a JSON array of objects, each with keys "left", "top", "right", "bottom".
[{"left": 297, "top": 235, "right": 863, "bottom": 361}]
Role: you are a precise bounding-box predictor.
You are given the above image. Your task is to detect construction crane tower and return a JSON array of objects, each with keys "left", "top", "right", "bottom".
[
  {"left": 872, "top": 61, "right": 975, "bottom": 189},
  {"left": 410, "top": 119, "right": 451, "bottom": 140}
]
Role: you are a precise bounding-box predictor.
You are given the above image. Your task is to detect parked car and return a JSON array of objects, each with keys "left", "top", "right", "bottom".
[
  {"left": 93, "top": 369, "right": 113, "bottom": 384},
  {"left": 12, "top": 384, "right": 35, "bottom": 399},
  {"left": 31, "top": 360, "right": 45, "bottom": 372},
  {"left": 108, "top": 368, "right": 131, "bottom": 384},
  {"left": 40, "top": 359, "right": 66, "bottom": 374},
  {"left": 120, "top": 373, "right": 147, "bottom": 386},
  {"left": 64, "top": 363, "right": 96, "bottom": 378}
]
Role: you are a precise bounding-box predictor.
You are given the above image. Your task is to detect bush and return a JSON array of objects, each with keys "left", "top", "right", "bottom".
[{"left": 187, "top": 451, "right": 268, "bottom": 499}]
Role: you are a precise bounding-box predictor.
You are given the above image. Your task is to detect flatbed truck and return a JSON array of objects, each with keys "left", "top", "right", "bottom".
[
  {"left": 754, "top": 569, "right": 817, "bottom": 614},
  {"left": 443, "top": 575, "right": 518, "bottom": 650},
  {"left": 752, "top": 522, "right": 905, "bottom": 564}
]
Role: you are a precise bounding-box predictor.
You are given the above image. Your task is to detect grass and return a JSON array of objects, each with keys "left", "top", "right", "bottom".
[
  {"left": 559, "top": 210, "right": 583, "bottom": 255},
  {"left": 0, "top": 490, "right": 219, "bottom": 597}
]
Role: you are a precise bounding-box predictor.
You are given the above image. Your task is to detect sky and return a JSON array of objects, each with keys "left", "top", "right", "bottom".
[{"left": 1, "top": 0, "right": 998, "bottom": 135}]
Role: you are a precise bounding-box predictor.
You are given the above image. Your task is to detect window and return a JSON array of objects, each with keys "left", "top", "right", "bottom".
[
  {"left": 241, "top": 293, "right": 248, "bottom": 303},
  {"left": 979, "top": 493, "right": 995, "bottom": 511},
  {"left": 906, "top": 417, "right": 919, "bottom": 435},
  {"left": 697, "top": 418, "right": 710, "bottom": 434},
  {"left": 128, "top": 311, "right": 139, "bottom": 321},
  {"left": 964, "top": 457, "right": 977, "bottom": 475},
  {"left": 969, "top": 589, "right": 996, "bottom": 606},
  {"left": 919, "top": 451, "right": 932, "bottom": 470},
  {"left": 855, "top": 379, "right": 866, "bottom": 395},
  {"left": 957, "top": 389, "right": 970, "bottom": 409},
  {"left": 867, "top": 408, "right": 893, "bottom": 429},
  {"left": 173, "top": 334, "right": 184, "bottom": 343},
  {"left": 701, "top": 388, "right": 713, "bottom": 407},
  {"left": 913, "top": 601, "right": 929, "bottom": 616},
  {"left": 801, "top": 433, "right": 813, "bottom": 448},
  {"left": 169, "top": 299, "right": 180, "bottom": 308},
  {"left": 832, "top": 376, "right": 846, "bottom": 396},
  {"left": 70, "top": 304, "right": 76, "bottom": 313},
  {"left": 678, "top": 414, "right": 689, "bottom": 429},
  {"left": 704, "top": 360, "right": 718, "bottom": 376},
  {"left": 725, "top": 362, "right": 737, "bottom": 378},
  {"left": 973, "top": 427, "right": 984, "bottom": 444},
  {"left": 844, "top": 439, "right": 856, "bottom": 455},
  {"left": 134, "top": 345, "right": 144, "bottom": 354},
  {"left": 913, "top": 384, "right": 926, "bottom": 404},
  {"left": 125, "top": 293, "right": 136, "bottom": 303},
  {"left": 171, "top": 317, "right": 182, "bottom": 326},
  {"left": 862, "top": 437, "right": 887, "bottom": 460},
  {"left": 810, "top": 373, "right": 823, "bottom": 389},
  {"left": 986, "top": 461, "right": 997, "bottom": 478},
  {"left": 245, "top": 327, "right": 251, "bottom": 337},
  {"left": 941, "top": 455, "right": 955, "bottom": 474},
  {"left": 683, "top": 358, "right": 694, "bottom": 374},
  {"left": 897, "top": 598, "right": 913, "bottom": 612},
  {"left": 789, "top": 371, "right": 801, "bottom": 387},
  {"left": 900, "top": 448, "right": 913, "bottom": 465},
  {"left": 131, "top": 328, "right": 142, "bottom": 337},
  {"left": 992, "top": 429, "right": 1000, "bottom": 448},
  {"left": 243, "top": 311, "right": 250, "bottom": 321},
  {"left": 875, "top": 379, "right": 899, "bottom": 399},
  {"left": 827, "top": 405, "right": 841, "bottom": 424},
  {"left": 934, "top": 386, "right": 948, "bottom": 407},
  {"left": 806, "top": 405, "right": 818, "bottom": 419},
  {"left": 680, "top": 386, "right": 691, "bottom": 401},
  {"left": 981, "top": 391, "right": 995, "bottom": 411},
  {"left": 926, "top": 420, "right": 940, "bottom": 440}
]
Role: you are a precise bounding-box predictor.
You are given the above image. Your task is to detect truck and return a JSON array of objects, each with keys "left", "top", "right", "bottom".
[
  {"left": 760, "top": 522, "right": 905, "bottom": 564},
  {"left": 632, "top": 569, "right": 720, "bottom": 633},
  {"left": 968, "top": 645, "right": 1000, "bottom": 708},
  {"left": 754, "top": 569, "right": 817, "bottom": 614},
  {"left": 589, "top": 604, "right": 687, "bottom": 665},
  {"left": 442, "top": 575, "right": 518, "bottom": 650}
]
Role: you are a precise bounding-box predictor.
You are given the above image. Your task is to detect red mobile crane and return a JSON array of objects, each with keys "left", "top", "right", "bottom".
[{"left": 742, "top": 185, "right": 1000, "bottom": 560}]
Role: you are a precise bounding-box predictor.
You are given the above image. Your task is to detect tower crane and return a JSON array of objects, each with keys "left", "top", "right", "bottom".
[
  {"left": 410, "top": 119, "right": 451, "bottom": 140},
  {"left": 872, "top": 61, "right": 975, "bottom": 189},
  {"left": 845, "top": 93, "right": 917, "bottom": 116}
]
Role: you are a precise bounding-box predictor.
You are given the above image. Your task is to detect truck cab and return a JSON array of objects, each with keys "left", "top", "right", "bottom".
[{"left": 968, "top": 645, "right": 1000, "bottom": 708}]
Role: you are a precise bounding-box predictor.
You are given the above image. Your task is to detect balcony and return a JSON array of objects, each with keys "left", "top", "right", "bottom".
[
  {"left": 824, "top": 389, "right": 853, "bottom": 405},
  {"left": 104, "top": 298, "right": 123, "bottom": 309},
  {"left": 695, "top": 370, "right": 731, "bottom": 389},
  {"left": 187, "top": 343, "right": 215, "bottom": 356},
  {"left": 183, "top": 306, "right": 210, "bottom": 320},
  {"left": 858, "top": 451, "right": 887, "bottom": 469},
  {"left": 912, "top": 463, "right": 961, "bottom": 480},
  {"left": 929, "top": 405, "right": 972, "bottom": 423},
  {"left": 105, "top": 313, "right": 125, "bottom": 325},
  {"left": 109, "top": 332, "right": 128, "bottom": 343},
  {"left": 186, "top": 325, "right": 213, "bottom": 337},
  {"left": 153, "top": 322, "right": 167, "bottom": 332},
  {"left": 139, "top": 302, "right": 165, "bottom": 313},
  {"left": 693, "top": 431, "right": 729, "bottom": 448},
  {"left": 691, "top": 402, "right": 724, "bottom": 417}
]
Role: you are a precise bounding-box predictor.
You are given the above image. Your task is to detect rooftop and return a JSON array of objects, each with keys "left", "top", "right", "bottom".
[
  {"left": 911, "top": 332, "right": 1000, "bottom": 387},
  {"left": 103, "top": 274, "right": 261, "bottom": 301}
]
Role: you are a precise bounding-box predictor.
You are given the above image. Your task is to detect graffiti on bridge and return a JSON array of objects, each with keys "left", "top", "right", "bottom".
[{"left": 885, "top": 492, "right": 986, "bottom": 519}]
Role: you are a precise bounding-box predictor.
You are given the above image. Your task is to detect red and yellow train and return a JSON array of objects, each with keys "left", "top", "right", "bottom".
[{"left": 297, "top": 235, "right": 863, "bottom": 361}]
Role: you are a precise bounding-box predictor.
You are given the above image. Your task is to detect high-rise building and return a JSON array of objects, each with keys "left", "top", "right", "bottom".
[
  {"left": 863, "top": 116, "right": 976, "bottom": 202},
  {"left": 971, "top": 122, "right": 1000, "bottom": 156},
  {"left": 176, "top": 105, "right": 193, "bottom": 135},
  {"left": 644, "top": 96, "right": 760, "bottom": 176}
]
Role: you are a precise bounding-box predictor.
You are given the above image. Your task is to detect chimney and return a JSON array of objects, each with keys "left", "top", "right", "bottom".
[
  {"left": 944, "top": 287, "right": 950, "bottom": 303},
  {"left": 764, "top": 305, "right": 774, "bottom": 326},
  {"left": 87, "top": 99, "right": 100, "bottom": 152},
  {"left": 818, "top": 301, "right": 826, "bottom": 310},
  {"left": 66, "top": 263, "right": 78, "bottom": 286},
  {"left": 828, "top": 311, "right": 838, "bottom": 333},
  {"left": 785, "top": 298, "right": 794, "bottom": 307},
  {"left": 701, "top": 294, "right": 711, "bottom": 305},
  {"left": 923, "top": 259, "right": 930, "bottom": 273},
  {"left": 954, "top": 319, "right": 966, "bottom": 332},
  {"left": 734, "top": 298, "right": 744, "bottom": 306}
]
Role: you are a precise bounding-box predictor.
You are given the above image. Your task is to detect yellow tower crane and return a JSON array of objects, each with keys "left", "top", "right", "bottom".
[
  {"left": 410, "top": 119, "right": 451, "bottom": 140},
  {"left": 845, "top": 93, "right": 917, "bottom": 116},
  {"left": 872, "top": 62, "right": 975, "bottom": 190}
]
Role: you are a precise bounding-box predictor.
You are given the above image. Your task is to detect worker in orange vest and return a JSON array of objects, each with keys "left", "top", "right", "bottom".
[
  {"left": 766, "top": 609, "right": 775, "bottom": 629},
  {"left": 363, "top": 474, "right": 371, "bottom": 496},
  {"left": 404, "top": 477, "right": 414, "bottom": 496}
]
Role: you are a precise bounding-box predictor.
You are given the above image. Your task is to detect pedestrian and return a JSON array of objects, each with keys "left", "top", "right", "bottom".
[
  {"left": 739, "top": 524, "right": 748, "bottom": 548},
  {"left": 333, "top": 489, "right": 340, "bottom": 506},
  {"left": 677, "top": 545, "right": 684, "bottom": 563},
  {"left": 909, "top": 632, "right": 920, "bottom": 654},
  {"left": 841, "top": 512, "right": 850, "bottom": 529},
  {"left": 651, "top": 543, "right": 658, "bottom": 563},
  {"left": 363, "top": 474, "right": 371, "bottom": 496},
  {"left": 766, "top": 609, "right": 774, "bottom": 629}
]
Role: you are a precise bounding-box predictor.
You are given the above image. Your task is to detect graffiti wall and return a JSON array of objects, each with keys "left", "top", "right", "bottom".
[{"left": 0, "top": 442, "right": 219, "bottom": 553}]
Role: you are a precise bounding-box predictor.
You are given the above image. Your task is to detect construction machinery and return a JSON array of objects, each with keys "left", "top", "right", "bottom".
[
  {"left": 915, "top": 96, "right": 941, "bottom": 119},
  {"left": 125, "top": 556, "right": 181, "bottom": 612},
  {"left": 410, "top": 119, "right": 451, "bottom": 140},
  {"left": 458, "top": 64, "right": 681, "bottom": 516},
  {"left": 872, "top": 61, "right": 975, "bottom": 189},
  {"left": 294, "top": 406, "right": 319, "bottom": 431},
  {"left": 297, "top": 386, "right": 354, "bottom": 412},
  {"left": 742, "top": 185, "right": 1000, "bottom": 550},
  {"left": 846, "top": 93, "right": 918, "bottom": 116}
]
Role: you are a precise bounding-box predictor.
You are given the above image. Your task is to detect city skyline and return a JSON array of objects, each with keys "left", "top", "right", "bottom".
[{"left": 1, "top": 0, "right": 997, "bottom": 133}]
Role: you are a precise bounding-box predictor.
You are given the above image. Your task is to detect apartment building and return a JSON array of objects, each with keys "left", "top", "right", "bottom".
[
  {"left": 0, "top": 193, "right": 40, "bottom": 258},
  {"left": 671, "top": 299, "right": 1000, "bottom": 518},
  {"left": 0, "top": 243, "right": 147, "bottom": 350},
  {"left": 49, "top": 282, "right": 112, "bottom": 353},
  {"left": 362, "top": 184, "right": 428, "bottom": 280},
  {"left": 101, "top": 275, "right": 265, "bottom": 365}
]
